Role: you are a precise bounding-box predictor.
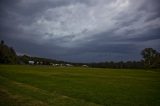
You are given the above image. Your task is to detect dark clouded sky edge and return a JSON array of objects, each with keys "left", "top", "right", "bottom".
[{"left": 0, "top": 0, "right": 160, "bottom": 62}]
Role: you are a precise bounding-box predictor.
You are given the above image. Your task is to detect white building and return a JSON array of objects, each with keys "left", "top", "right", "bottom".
[
  {"left": 28, "top": 61, "right": 34, "bottom": 65},
  {"left": 82, "top": 65, "right": 88, "bottom": 67},
  {"left": 66, "top": 64, "right": 73, "bottom": 67}
]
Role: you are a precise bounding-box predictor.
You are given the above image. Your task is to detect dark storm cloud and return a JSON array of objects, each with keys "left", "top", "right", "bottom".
[{"left": 0, "top": 0, "right": 160, "bottom": 62}]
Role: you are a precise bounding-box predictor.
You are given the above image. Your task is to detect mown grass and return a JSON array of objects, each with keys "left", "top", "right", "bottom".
[{"left": 0, "top": 65, "right": 160, "bottom": 106}]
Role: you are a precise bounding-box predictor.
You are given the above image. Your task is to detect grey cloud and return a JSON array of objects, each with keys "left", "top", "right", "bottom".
[{"left": 0, "top": 0, "right": 160, "bottom": 62}]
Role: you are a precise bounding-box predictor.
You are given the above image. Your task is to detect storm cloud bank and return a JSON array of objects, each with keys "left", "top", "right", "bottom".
[{"left": 0, "top": 0, "right": 160, "bottom": 62}]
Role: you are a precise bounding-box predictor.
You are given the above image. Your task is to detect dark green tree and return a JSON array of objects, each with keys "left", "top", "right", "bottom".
[
  {"left": 0, "top": 40, "right": 18, "bottom": 64},
  {"left": 141, "top": 48, "right": 159, "bottom": 68},
  {"left": 1, "top": 40, "right": 4, "bottom": 45}
]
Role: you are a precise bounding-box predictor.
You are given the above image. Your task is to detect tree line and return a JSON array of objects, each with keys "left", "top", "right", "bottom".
[
  {"left": 0, "top": 40, "right": 160, "bottom": 69},
  {"left": 87, "top": 48, "right": 160, "bottom": 69}
]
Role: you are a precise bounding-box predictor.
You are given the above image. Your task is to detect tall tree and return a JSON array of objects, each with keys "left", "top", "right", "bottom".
[
  {"left": 141, "top": 48, "right": 159, "bottom": 68},
  {"left": 1, "top": 40, "right": 4, "bottom": 45},
  {"left": 0, "top": 40, "right": 18, "bottom": 64}
]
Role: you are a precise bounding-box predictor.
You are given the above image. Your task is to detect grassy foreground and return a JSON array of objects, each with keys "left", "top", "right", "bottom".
[{"left": 0, "top": 65, "right": 160, "bottom": 106}]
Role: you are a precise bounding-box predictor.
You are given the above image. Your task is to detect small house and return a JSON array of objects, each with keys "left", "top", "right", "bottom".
[{"left": 28, "top": 61, "right": 34, "bottom": 65}]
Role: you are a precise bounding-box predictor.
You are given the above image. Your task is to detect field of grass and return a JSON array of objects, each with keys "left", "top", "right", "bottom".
[{"left": 0, "top": 65, "right": 160, "bottom": 106}]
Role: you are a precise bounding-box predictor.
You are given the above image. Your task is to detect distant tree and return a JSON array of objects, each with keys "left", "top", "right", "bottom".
[
  {"left": 154, "top": 53, "right": 160, "bottom": 68},
  {"left": 141, "top": 48, "right": 159, "bottom": 68},
  {"left": 18, "top": 55, "right": 30, "bottom": 64},
  {"left": 1, "top": 40, "right": 4, "bottom": 45}
]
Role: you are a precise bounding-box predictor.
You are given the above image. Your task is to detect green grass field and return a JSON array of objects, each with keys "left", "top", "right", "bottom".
[{"left": 0, "top": 65, "right": 160, "bottom": 106}]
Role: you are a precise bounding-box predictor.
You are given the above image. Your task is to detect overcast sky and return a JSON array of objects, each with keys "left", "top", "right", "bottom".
[{"left": 0, "top": 0, "right": 160, "bottom": 62}]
